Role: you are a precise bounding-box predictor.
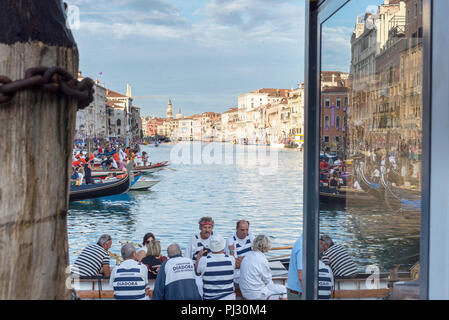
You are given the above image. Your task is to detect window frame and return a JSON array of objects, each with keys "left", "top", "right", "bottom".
[{"left": 304, "top": 0, "right": 432, "bottom": 300}]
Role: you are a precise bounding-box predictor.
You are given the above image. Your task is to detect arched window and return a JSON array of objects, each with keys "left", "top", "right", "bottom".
[
  {"left": 336, "top": 116, "right": 341, "bottom": 128},
  {"left": 325, "top": 116, "right": 330, "bottom": 127},
  {"left": 117, "top": 119, "right": 121, "bottom": 126}
]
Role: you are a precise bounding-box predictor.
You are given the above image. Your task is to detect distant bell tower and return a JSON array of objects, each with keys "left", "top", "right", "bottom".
[{"left": 166, "top": 98, "right": 173, "bottom": 119}]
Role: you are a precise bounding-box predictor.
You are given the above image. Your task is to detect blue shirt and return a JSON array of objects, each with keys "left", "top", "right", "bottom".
[{"left": 287, "top": 235, "right": 303, "bottom": 292}]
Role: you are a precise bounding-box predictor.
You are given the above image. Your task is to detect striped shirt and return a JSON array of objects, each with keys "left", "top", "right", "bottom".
[
  {"left": 197, "top": 253, "right": 236, "bottom": 300},
  {"left": 321, "top": 244, "right": 358, "bottom": 277},
  {"left": 72, "top": 244, "right": 110, "bottom": 277},
  {"left": 226, "top": 232, "right": 254, "bottom": 258},
  {"left": 187, "top": 233, "right": 214, "bottom": 262},
  {"left": 109, "top": 259, "right": 148, "bottom": 300},
  {"left": 318, "top": 260, "right": 334, "bottom": 300}
]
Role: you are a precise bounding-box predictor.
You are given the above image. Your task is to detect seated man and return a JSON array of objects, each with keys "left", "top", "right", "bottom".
[
  {"left": 72, "top": 234, "right": 112, "bottom": 277},
  {"left": 195, "top": 235, "right": 236, "bottom": 300},
  {"left": 239, "top": 235, "right": 286, "bottom": 300},
  {"left": 319, "top": 235, "right": 358, "bottom": 278},
  {"left": 109, "top": 244, "right": 149, "bottom": 300},
  {"left": 152, "top": 243, "right": 201, "bottom": 300},
  {"left": 318, "top": 259, "right": 334, "bottom": 300},
  {"left": 225, "top": 220, "right": 254, "bottom": 283}
]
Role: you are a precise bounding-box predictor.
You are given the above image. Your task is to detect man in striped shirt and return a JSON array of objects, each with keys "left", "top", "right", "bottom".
[
  {"left": 72, "top": 234, "right": 112, "bottom": 277},
  {"left": 225, "top": 220, "right": 254, "bottom": 284},
  {"left": 318, "top": 260, "right": 334, "bottom": 300},
  {"left": 319, "top": 235, "right": 358, "bottom": 278},
  {"left": 195, "top": 235, "right": 236, "bottom": 300}
]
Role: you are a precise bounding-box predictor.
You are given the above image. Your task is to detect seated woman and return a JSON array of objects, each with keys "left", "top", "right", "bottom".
[
  {"left": 141, "top": 240, "right": 168, "bottom": 280},
  {"left": 239, "top": 235, "right": 286, "bottom": 300},
  {"left": 136, "top": 233, "right": 155, "bottom": 262}
]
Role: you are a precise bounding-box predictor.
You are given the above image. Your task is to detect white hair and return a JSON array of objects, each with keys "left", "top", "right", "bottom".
[{"left": 252, "top": 235, "right": 271, "bottom": 253}]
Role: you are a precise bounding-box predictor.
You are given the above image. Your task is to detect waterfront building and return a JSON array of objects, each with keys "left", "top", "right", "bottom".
[
  {"left": 75, "top": 73, "right": 107, "bottom": 140},
  {"left": 321, "top": 85, "right": 349, "bottom": 155},
  {"left": 287, "top": 85, "right": 305, "bottom": 138},
  {"left": 177, "top": 116, "right": 194, "bottom": 141},
  {"left": 106, "top": 100, "right": 126, "bottom": 139},
  {"left": 237, "top": 88, "right": 291, "bottom": 144},
  {"left": 106, "top": 87, "right": 133, "bottom": 141},
  {"left": 221, "top": 107, "right": 239, "bottom": 142},
  {"left": 130, "top": 106, "right": 142, "bottom": 140},
  {"left": 141, "top": 116, "right": 150, "bottom": 138}
]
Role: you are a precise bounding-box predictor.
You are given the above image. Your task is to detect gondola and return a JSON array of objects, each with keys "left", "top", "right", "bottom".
[
  {"left": 69, "top": 173, "right": 131, "bottom": 202},
  {"left": 319, "top": 186, "right": 376, "bottom": 204},
  {"left": 381, "top": 169, "right": 421, "bottom": 213},
  {"left": 354, "top": 161, "right": 384, "bottom": 199},
  {"left": 134, "top": 161, "right": 169, "bottom": 174}
]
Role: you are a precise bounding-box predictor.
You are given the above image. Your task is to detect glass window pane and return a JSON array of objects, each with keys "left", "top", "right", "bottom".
[{"left": 319, "top": 0, "right": 422, "bottom": 300}]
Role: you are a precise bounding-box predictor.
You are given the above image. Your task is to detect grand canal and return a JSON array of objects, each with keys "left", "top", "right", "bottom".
[{"left": 68, "top": 142, "right": 420, "bottom": 272}]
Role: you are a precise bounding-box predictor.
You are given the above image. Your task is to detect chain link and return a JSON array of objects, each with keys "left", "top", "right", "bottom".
[{"left": 0, "top": 66, "right": 94, "bottom": 109}]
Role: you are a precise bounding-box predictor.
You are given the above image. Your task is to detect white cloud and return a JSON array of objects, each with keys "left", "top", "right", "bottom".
[{"left": 68, "top": 0, "right": 304, "bottom": 47}]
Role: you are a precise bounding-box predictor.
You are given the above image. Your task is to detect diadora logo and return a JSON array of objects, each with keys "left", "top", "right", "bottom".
[{"left": 172, "top": 263, "right": 193, "bottom": 273}]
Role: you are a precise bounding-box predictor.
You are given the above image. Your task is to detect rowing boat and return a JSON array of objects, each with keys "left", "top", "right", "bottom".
[
  {"left": 130, "top": 178, "right": 160, "bottom": 191},
  {"left": 69, "top": 173, "right": 131, "bottom": 202}
]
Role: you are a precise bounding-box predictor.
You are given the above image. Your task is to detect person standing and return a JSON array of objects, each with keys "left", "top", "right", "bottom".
[
  {"left": 225, "top": 220, "right": 254, "bottom": 283},
  {"left": 286, "top": 234, "right": 303, "bottom": 300},
  {"left": 152, "top": 243, "right": 201, "bottom": 300},
  {"left": 239, "top": 235, "right": 286, "bottom": 300},
  {"left": 109, "top": 244, "right": 149, "bottom": 300},
  {"left": 84, "top": 157, "right": 93, "bottom": 185},
  {"left": 195, "top": 235, "right": 236, "bottom": 300},
  {"left": 186, "top": 217, "right": 216, "bottom": 261},
  {"left": 186, "top": 217, "right": 217, "bottom": 296},
  {"left": 72, "top": 234, "right": 112, "bottom": 277}
]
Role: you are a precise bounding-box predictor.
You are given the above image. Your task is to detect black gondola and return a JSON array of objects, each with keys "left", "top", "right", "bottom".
[
  {"left": 381, "top": 169, "right": 421, "bottom": 213},
  {"left": 69, "top": 173, "right": 131, "bottom": 202},
  {"left": 354, "top": 161, "right": 384, "bottom": 199}
]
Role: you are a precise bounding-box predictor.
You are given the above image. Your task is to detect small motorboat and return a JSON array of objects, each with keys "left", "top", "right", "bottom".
[{"left": 130, "top": 175, "right": 160, "bottom": 191}]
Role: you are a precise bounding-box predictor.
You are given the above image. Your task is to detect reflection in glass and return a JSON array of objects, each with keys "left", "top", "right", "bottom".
[{"left": 319, "top": 0, "right": 423, "bottom": 299}]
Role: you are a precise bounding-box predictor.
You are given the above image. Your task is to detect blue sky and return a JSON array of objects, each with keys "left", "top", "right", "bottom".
[{"left": 66, "top": 0, "right": 306, "bottom": 118}]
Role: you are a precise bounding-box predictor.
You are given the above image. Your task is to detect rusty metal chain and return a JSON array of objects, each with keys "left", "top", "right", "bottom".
[{"left": 0, "top": 66, "right": 94, "bottom": 109}]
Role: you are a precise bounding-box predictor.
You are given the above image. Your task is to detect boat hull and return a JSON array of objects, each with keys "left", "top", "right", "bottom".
[{"left": 69, "top": 174, "right": 131, "bottom": 202}]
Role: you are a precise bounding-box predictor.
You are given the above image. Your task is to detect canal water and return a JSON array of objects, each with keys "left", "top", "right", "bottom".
[{"left": 68, "top": 142, "right": 420, "bottom": 272}]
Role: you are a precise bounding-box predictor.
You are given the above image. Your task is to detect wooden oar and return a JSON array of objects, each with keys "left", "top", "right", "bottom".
[
  {"left": 271, "top": 246, "right": 293, "bottom": 251},
  {"left": 165, "top": 167, "right": 177, "bottom": 171}
]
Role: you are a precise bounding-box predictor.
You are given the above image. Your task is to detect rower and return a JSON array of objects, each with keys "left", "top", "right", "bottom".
[
  {"left": 186, "top": 217, "right": 218, "bottom": 296},
  {"left": 225, "top": 220, "right": 254, "bottom": 284}
]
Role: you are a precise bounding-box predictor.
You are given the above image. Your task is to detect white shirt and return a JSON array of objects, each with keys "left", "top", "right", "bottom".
[
  {"left": 239, "top": 251, "right": 272, "bottom": 292},
  {"left": 109, "top": 259, "right": 149, "bottom": 300},
  {"left": 354, "top": 180, "right": 362, "bottom": 190}
]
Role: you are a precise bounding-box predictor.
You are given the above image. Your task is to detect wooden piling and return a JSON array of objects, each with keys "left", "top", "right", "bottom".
[{"left": 0, "top": 0, "right": 79, "bottom": 299}]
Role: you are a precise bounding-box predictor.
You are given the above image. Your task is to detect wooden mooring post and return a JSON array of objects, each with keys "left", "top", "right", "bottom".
[{"left": 0, "top": 1, "right": 79, "bottom": 299}]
